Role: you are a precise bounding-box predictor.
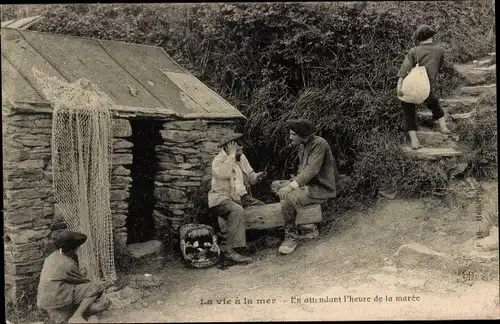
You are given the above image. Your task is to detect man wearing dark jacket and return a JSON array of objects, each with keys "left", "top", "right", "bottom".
[{"left": 274, "top": 119, "right": 341, "bottom": 254}]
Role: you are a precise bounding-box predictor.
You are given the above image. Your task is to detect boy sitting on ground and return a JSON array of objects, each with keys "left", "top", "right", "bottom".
[{"left": 37, "top": 230, "right": 111, "bottom": 323}]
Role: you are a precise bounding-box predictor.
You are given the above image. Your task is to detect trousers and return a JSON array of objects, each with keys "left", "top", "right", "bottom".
[
  {"left": 44, "top": 282, "right": 104, "bottom": 324},
  {"left": 401, "top": 91, "right": 445, "bottom": 131},
  {"left": 272, "top": 180, "right": 326, "bottom": 231},
  {"left": 209, "top": 197, "right": 264, "bottom": 249}
]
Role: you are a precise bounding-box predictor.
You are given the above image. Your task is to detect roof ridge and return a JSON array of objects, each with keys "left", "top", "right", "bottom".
[{"left": 8, "top": 28, "right": 165, "bottom": 50}]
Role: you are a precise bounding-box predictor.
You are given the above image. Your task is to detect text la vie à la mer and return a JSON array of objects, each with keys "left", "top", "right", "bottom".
[{"left": 201, "top": 298, "right": 276, "bottom": 305}]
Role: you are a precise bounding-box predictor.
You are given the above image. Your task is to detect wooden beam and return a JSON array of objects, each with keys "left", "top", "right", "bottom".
[
  {"left": 7, "top": 102, "right": 246, "bottom": 120},
  {"left": 218, "top": 203, "right": 322, "bottom": 231}
]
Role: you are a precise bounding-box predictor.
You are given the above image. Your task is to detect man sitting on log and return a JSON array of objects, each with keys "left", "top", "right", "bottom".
[
  {"left": 208, "top": 133, "right": 267, "bottom": 263},
  {"left": 37, "top": 230, "right": 111, "bottom": 323},
  {"left": 273, "top": 119, "right": 342, "bottom": 255}
]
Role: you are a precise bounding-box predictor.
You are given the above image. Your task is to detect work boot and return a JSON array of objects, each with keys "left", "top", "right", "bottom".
[
  {"left": 299, "top": 224, "right": 319, "bottom": 240},
  {"left": 279, "top": 229, "right": 299, "bottom": 255},
  {"left": 225, "top": 249, "right": 252, "bottom": 263}
]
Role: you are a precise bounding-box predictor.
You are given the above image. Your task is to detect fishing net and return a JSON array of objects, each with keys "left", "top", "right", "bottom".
[{"left": 32, "top": 68, "right": 116, "bottom": 283}]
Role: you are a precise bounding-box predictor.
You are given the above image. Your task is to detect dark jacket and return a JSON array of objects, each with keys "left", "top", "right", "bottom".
[
  {"left": 397, "top": 42, "right": 445, "bottom": 91},
  {"left": 295, "top": 135, "right": 341, "bottom": 199},
  {"left": 37, "top": 251, "right": 90, "bottom": 309}
]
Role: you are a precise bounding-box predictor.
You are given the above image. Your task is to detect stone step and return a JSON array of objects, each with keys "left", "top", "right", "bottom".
[
  {"left": 402, "top": 146, "right": 466, "bottom": 160},
  {"left": 458, "top": 83, "right": 496, "bottom": 96},
  {"left": 454, "top": 63, "right": 496, "bottom": 85},
  {"left": 417, "top": 110, "right": 476, "bottom": 122},
  {"left": 448, "top": 110, "right": 476, "bottom": 121},
  {"left": 440, "top": 96, "right": 481, "bottom": 114},
  {"left": 126, "top": 240, "right": 163, "bottom": 259},
  {"left": 415, "top": 130, "right": 458, "bottom": 147},
  {"left": 473, "top": 56, "right": 496, "bottom": 67}
]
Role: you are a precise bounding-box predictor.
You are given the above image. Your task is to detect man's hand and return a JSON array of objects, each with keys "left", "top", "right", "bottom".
[
  {"left": 241, "top": 193, "right": 252, "bottom": 204},
  {"left": 255, "top": 171, "right": 267, "bottom": 182},
  {"left": 397, "top": 77, "right": 404, "bottom": 98},
  {"left": 226, "top": 141, "right": 238, "bottom": 157},
  {"left": 277, "top": 185, "right": 293, "bottom": 200}
]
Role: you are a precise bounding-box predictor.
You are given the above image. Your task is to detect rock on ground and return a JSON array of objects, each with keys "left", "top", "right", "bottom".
[
  {"left": 127, "top": 240, "right": 163, "bottom": 259},
  {"left": 478, "top": 227, "right": 499, "bottom": 252},
  {"left": 393, "top": 242, "right": 454, "bottom": 270}
]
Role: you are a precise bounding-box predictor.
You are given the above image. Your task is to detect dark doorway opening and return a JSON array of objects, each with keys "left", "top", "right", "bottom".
[{"left": 126, "top": 119, "right": 164, "bottom": 244}]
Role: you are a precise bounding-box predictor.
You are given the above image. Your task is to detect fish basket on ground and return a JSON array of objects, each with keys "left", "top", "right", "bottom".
[{"left": 179, "top": 224, "right": 221, "bottom": 268}]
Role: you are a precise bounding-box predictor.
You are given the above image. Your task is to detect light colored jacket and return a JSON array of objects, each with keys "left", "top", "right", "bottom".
[{"left": 208, "top": 149, "right": 259, "bottom": 208}]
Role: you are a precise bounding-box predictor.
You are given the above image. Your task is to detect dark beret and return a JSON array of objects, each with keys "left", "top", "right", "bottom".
[
  {"left": 413, "top": 25, "right": 436, "bottom": 42},
  {"left": 53, "top": 230, "right": 87, "bottom": 251},
  {"left": 218, "top": 133, "right": 244, "bottom": 148},
  {"left": 285, "top": 119, "right": 317, "bottom": 137}
]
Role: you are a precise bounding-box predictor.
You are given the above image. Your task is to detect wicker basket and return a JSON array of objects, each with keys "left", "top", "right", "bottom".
[{"left": 180, "top": 223, "right": 220, "bottom": 268}]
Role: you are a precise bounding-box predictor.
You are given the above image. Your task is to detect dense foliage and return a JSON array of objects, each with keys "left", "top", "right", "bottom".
[{"left": 2, "top": 2, "right": 496, "bottom": 212}]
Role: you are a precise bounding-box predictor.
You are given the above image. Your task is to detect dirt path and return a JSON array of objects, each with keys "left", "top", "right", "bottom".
[{"left": 100, "top": 182, "right": 499, "bottom": 322}]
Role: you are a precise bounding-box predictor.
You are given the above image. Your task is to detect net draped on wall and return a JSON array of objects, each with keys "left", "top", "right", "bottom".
[{"left": 32, "top": 68, "right": 117, "bottom": 283}]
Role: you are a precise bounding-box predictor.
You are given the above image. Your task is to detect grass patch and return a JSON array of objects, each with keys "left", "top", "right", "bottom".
[
  {"left": 455, "top": 105, "right": 497, "bottom": 181},
  {"left": 453, "top": 257, "right": 499, "bottom": 283}
]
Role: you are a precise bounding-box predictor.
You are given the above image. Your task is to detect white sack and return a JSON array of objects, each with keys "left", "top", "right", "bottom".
[{"left": 398, "top": 64, "right": 430, "bottom": 104}]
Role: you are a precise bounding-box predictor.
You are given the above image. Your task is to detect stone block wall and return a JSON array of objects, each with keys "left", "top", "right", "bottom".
[
  {"left": 3, "top": 113, "right": 134, "bottom": 307},
  {"left": 3, "top": 113, "right": 55, "bottom": 306},
  {"left": 3, "top": 111, "right": 237, "bottom": 306},
  {"left": 153, "top": 119, "right": 237, "bottom": 246},
  {"left": 110, "top": 118, "right": 133, "bottom": 255}
]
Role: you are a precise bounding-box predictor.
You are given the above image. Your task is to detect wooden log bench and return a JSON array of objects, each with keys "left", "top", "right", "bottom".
[{"left": 218, "top": 202, "right": 322, "bottom": 232}]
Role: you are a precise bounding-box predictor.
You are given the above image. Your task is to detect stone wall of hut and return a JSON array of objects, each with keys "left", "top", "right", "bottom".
[
  {"left": 3, "top": 112, "right": 55, "bottom": 306},
  {"left": 153, "top": 119, "right": 238, "bottom": 245},
  {"left": 3, "top": 110, "right": 238, "bottom": 307},
  {"left": 109, "top": 118, "right": 134, "bottom": 254},
  {"left": 3, "top": 112, "right": 134, "bottom": 306}
]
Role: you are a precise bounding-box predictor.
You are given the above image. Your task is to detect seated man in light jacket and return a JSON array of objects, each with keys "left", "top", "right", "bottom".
[{"left": 208, "top": 133, "right": 267, "bottom": 263}]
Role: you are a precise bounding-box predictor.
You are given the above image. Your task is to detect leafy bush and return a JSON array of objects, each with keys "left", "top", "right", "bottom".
[
  {"left": 456, "top": 106, "right": 498, "bottom": 180},
  {"left": 1, "top": 2, "right": 496, "bottom": 212},
  {"left": 325, "top": 131, "right": 455, "bottom": 217}
]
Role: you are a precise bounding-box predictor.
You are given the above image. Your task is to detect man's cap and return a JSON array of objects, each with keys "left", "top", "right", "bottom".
[
  {"left": 285, "top": 119, "right": 317, "bottom": 137},
  {"left": 218, "top": 133, "right": 244, "bottom": 148},
  {"left": 53, "top": 230, "right": 87, "bottom": 251},
  {"left": 413, "top": 24, "right": 436, "bottom": 42}
]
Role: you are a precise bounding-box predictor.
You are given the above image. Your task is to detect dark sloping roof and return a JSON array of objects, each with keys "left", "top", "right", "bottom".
[{"left": 1, "top": 26, "right": 245, "bottom": 119}]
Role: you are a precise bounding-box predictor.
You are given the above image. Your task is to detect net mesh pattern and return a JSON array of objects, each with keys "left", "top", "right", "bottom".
[{"left": 32, "top": 68, "right": 117, "bottom": 283}]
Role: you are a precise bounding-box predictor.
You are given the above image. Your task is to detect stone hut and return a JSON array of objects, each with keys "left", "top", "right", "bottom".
[{"left": 2, "top": 25, "right": 245, "bottom": 307}]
